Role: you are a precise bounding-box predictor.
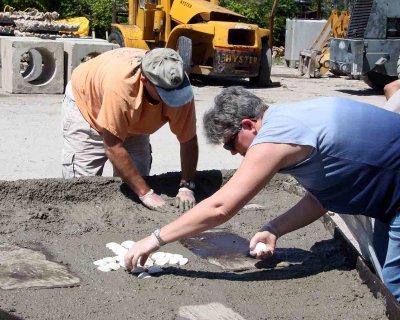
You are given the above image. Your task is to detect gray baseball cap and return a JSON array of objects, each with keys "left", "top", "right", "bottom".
[{"left": 142, "top": 48, "right": 193, "bottom": 108}]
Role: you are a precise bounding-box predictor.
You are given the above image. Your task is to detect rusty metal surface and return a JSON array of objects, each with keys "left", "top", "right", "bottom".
[{"left": 213, "top": 49, "right": 260, "bottom": 77}]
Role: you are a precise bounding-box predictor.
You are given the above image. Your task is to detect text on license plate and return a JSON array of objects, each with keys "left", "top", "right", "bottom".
[{"left": 224, "top": 54, "right": 258, "bottom": 64}]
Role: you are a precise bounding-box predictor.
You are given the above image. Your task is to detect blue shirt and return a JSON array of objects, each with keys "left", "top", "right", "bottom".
[{"left": 251, "top": 97, "right": 400, "bottom": 222}]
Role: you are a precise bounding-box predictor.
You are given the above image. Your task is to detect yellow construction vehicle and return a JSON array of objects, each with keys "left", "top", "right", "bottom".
[
  {"left": 298, "top": 10, "right": 350, "bottom": 78},
  {"left": 108, "top": 0, "right": 272, "bottom": 86}
]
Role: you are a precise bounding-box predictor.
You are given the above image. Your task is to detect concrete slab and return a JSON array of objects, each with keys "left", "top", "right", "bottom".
[
  {"left": 0, "top": 244, "right": 80, "bottom": 289},
  {"left": 1, "top": 37, "right": 64, "bottom": 93},
  {"left": 56, "top": 38, "right": 119, "bottom": 85}
]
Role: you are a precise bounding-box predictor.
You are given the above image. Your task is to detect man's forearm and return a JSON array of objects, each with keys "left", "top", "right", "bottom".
[
  {"left": 102, "top": 130, "right": 150, "bottom": 197},
  {"left": 180, "top": 135, "right": 198, "bottom": 182},
  {"left": 107, "top": 146, "right": 150, "bottom": 196}
]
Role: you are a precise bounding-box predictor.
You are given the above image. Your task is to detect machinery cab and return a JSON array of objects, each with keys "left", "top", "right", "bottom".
[{"left": 330, "top": 0, "right": 400, "bottom": 89}]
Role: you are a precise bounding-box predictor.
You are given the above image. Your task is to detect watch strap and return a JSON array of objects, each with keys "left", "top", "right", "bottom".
[
  {"left": 179, "top": 180, "right": 195, "bottom": 191},
  {"left": 153, "top": 229, "right": 167, "bottom": 246}
]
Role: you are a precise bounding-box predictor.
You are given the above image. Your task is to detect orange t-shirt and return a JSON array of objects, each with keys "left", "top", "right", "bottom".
[{"left": 71, "top": 48, "right": 196, "bottom": 143}]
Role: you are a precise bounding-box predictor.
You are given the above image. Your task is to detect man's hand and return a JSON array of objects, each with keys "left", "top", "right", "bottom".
[
  {"left": 140, "top": 189, "right": 170, "bottom": 212},
  {"left": 174, "top": 187, "right": 195, "bottom": 212},
  {"left": 249, "top": 229, "right": 278, "bottom": 259}
]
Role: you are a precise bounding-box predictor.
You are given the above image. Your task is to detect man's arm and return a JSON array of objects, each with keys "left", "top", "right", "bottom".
[
  {"left": 179, "top": 134, "right": 198, "bottom": 183},
  {"left": 174, "top": 135, "right": 199, "bottom": 211},
  {"left": 102, "top": 129, "right": 167, "bottom": 210},
  {"left": 103, "top": 129, "right": 150, "bottom": 196}
]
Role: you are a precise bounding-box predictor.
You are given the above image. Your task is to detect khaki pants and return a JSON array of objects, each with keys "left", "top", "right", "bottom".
[{"left": 61, "top": 95, "right": 151, "bottom": 178}]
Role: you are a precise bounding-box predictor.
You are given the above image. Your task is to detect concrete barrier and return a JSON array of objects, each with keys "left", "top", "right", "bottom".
[
  {"left": 0, "top": 36, "right": 38, "bottom": 88},
  {"left": 56, "top": 38, "right": 119, "bottom": 85},
  {"left": 1, "top": 37, "right": 64, "bottom": 93}
]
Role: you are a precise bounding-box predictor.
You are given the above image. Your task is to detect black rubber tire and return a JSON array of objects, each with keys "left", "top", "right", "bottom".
[
  {"left": 176, "top": 36, "right": 192, "bottom": 74},
  {"left": 108, "top": 29, "right": 125, "bottom": 47},
  {"left": 362, "top": 71, "right": 397, "bottom": 90},
  {"left": 250, "top": 39, "right": 272, "bottom": 87},
  {"left": 397, "top": 54, "right": 400, "bottom": 78}
]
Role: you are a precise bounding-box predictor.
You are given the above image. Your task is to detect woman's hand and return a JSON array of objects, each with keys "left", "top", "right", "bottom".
[
  {"left": 124, "top": 235, "right": 160, "bottom": 270},
  {"left": 249, "top": 230, "right": 278, "bottom": 259}
]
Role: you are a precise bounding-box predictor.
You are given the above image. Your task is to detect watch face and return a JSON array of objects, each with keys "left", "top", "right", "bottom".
[{"left": 181, "top": 181, "right": 195, "bottom": 190}]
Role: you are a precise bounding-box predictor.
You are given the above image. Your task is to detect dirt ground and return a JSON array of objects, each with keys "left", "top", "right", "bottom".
[
  {"left": 0, "top": 65, "right": 393, "bottom": 319},
  {"left": 0, "top": 171, "right": 389, "bottom": 320}
]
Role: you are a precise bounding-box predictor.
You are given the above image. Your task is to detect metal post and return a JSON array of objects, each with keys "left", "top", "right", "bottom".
[{"left": 268, "top": 0, "right": 279, "bottom": 49}]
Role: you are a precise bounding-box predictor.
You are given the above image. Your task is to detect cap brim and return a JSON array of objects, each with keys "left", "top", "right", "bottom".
[{"left": 155, "top": 74, "right": 193, "bottom": 108}]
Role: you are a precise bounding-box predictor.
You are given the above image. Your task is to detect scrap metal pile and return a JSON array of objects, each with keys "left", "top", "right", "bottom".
[{"left": 0, "top": 8, "right": 79, "bottom": 39}]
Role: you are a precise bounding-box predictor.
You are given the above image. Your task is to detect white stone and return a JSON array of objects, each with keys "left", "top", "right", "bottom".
[
  {"left": 105, "top": 242, "right": 120, "bottom": 249},
  {"left": 102, "top": 257, "right": 117, "bottom": 263},
  {"left": 151, "top": 252, "right": 166, "bottom": 260},
  {"left": 114, "top": 255, "right": 126, "bottom": 267},
  {"left": 114, "top": 255, "right": 124, "bottom": 262},
  {"left": 155, "top": 256, "right": 169, "bottom": 266},
  {"left": 97, "top": 265, "right": 112, "bottom": 272},
  {"left": 93, "top": 259, "right": 107, "bottom": 266},
  {"left": 143, "top": 258, "right": 154, "bottom": 268},
  {"left": 106, "top": 243, "right": 128, "bottom": 256},
  {"left": 137, "top": 272, "right": 151, "bottom": 279},
  {"left": 169, "top": 255, "right": 180, "bottom": 265},
  {"left": 120, "top": 240, "right": 135, "bottom": 249},
  {"left": 255, "top": 242, "right": 267, "bottom": 253},
  {"left": 178, "top": 258, "right": 189, "bottom": 266},
  {"left": 254, "top": 242, "right": 267, "bottom": 255},
  {"left": 243, "top": 204, "right": 265, "bottom": 210},
  {"left": 108, "top": 262, "right": 121, "bottom": 271}
]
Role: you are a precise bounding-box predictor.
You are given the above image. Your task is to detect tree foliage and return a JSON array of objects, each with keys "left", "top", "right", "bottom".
[
  {"left": 223, "top": 0, "right": 299, "bottom": 46},
  {"left": 0, "top": 0, "right": 350, "bottom": 44},
  {"left": 1, "top": 0, "right": 112, "bottom": 38}
]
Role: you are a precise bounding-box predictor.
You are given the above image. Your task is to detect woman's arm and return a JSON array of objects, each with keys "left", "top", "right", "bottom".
[
  {"left": 125, "top": 142, "right": 311, "bottom": 269},
  {"left": 249, "top": 192, "right": 327, "bottom": 259}
]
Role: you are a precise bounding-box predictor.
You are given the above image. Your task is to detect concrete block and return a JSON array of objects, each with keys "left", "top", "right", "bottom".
[
  {"left": 57, "top": 38, "right": 119, "bottom": 84},
  {"left": 0, "top": 36, "right": 10, "bottom": 88},
  {"left": 0, "top": 36, "right": 39, "bottom": 89},
  {"left": 1, "top": 37, "right": 64, "bottom": 93}
]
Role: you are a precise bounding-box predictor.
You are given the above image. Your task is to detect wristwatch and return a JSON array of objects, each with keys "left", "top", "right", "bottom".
[
  {"left": 153, "top": 229, "right": 167, "bottom": 246},
  {"left": 179, "top": 180, "right": 195, "bottom": 191}
]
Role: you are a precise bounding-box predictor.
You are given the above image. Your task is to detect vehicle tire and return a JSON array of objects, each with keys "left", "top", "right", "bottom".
[
  {"left": 397, "top": 54, "right": 400, "bottom": 78},
  {"left": 108, "top": 29, "right": 125, "bottom": 47},
  {"left": 362, "top": 71, "right": 397, "bottom": 90},
  {"left": 176, "top": 36, "right": 192, "bottom": 74},
  {"left": 249, "top": 39, "right": 272, "bottom": 87}
]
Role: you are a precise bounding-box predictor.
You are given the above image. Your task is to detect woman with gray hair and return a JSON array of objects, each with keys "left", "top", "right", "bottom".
[
  {"left": 125, "top": 87, "right": 400, "bottom": 301},
  {"left": 203, "top": 87, "right": 268, "bottom": 146}
]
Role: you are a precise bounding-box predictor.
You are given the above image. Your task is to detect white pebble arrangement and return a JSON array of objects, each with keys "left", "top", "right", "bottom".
[{"left": 93, "top": 240, "right": 189, "bottom": 279}]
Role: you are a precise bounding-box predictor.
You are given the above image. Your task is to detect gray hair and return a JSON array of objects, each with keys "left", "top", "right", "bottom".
[{"left": 203, "top": 86, "right": 269, "bottom": 144}]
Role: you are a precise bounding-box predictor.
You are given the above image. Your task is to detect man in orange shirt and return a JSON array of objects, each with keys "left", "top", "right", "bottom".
[{"left": 62, "top": 47, "right": 198, "bottom": 212}]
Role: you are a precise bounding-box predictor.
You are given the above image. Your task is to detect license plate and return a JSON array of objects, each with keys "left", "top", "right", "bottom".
[{"left": 223, "top": 54, "right": 258, "bottom": 64}]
